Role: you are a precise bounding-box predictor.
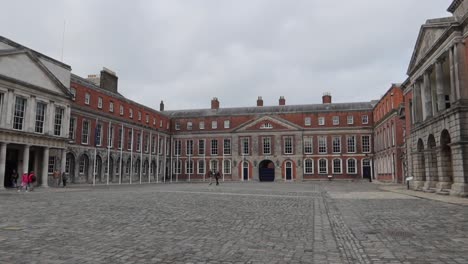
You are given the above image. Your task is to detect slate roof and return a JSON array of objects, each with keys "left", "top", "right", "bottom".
[{"left": 164, "top": 102, "right": 375, "bottom": 118}]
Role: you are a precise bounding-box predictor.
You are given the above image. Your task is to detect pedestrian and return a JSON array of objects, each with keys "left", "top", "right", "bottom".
[
  {"left": 62, "top": 171, "right": 67, "bottom": 188},
  {"left": 208, "top": 170, "right": 213, "bottom": 185},
  {"left": 11, "top": 169, "right": 18, "bottom": 189},
  {"left": 19, "top": 172, "right": 29, "bottom": 192},
  {"left": 215, "top": 171, "right": 220, "bottom": 186},
  {"left": 53, "top": 170, "right": 60, "bottom": 187},
  {"left": 28, "top": 171, "right": 36, "bottom": 191}
]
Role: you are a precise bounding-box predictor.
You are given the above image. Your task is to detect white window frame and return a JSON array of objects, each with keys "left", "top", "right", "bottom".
[
  {"left": 198, "top": 139, "right": 205, "bottom": 155},
  {"left": 129, "top": 108, "right": 133, "bottom": 119},
  {"left": 318, "top": 136, "right": 327, "bottom": 154},
  {"left": 263, "top": 137, "right": 271, "bottom": 155},
  {"left": 85, "top": 93, "right": 90, "bottom": 105},
  {"left": 304, "top": 117, "right": 311, "bottom": 126},
  {"left": 362, "top": 135, "right": 371, "bottom": 153},
  {"left": 318, "top": 117, "right": 325, "bottom": 126},
  {"left": 304, "top": 137, "right": 313, "bottom": 154},
  {"left": 81, "top": 120, "right": 90, "bottom": 145},
  {"left": 98, "top": 97, "right": 103, "bottom": 109},
  {"left": 13, "top": 97, "right": 27, "bottom": 130},
  {"left": 347, "top": 135, "right": 356, "bottom": 153},
  {"left": 35, "top": 102, "right": 47, "bottom": 134},
  {"left": 362, "top": 115, "right": 369, "bottom": 124},
  {"left": 347, "top": 115, "right": 354, "bottom": 125},
  {"left": 223, "top": 139, "right": 231, "bottom": 155},
  {"left": 224, "top": 120, "right": 230, "bottom": 129},
  {"left": 187, "top": 121, "right": 193, "bottom": 130},
  {"left": 304, "top": 158, "right": 314, "bottom": 174},
  {"left": 211, "top": 121, "right": 217, "bottom": 129},
  {"left": 284, "top": 136, "right": 293, "bottom": 155},
  {"left": 175, "top": 122, "right": 180, "bottom": 130},
  {"left": 332, "top": 136, "right": 341, "bottom": 153},
  {"left": 332, "top": 116, "right": 339, "bottom": 125},
  {"left": 54, "top": 107, "right": 64, "bottom": 136},
  {"left": 318, "top": 159, "right": 328, "bottom": 174},
  {"left": 211, "top": 139, "right": 218, "bottom": 155},
  {"left": 198, "top": 160, "right": 205, "bottom": 174},
  {"left": 120, "top": 105, "right": 124, "bottom": 116},
  {"left": 223, "top": 159, "right": 231, "bottom": 174},
  {"left": 333, "top": 158, "right": 342, "bottom": 174},
  {"left": 347, "top": 158, "right": 357, "bottom": 174},
  {"left": 199, "top": 121, "right": 205, "bottom": 130}
]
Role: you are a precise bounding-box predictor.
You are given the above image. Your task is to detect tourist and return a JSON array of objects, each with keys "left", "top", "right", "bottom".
[
  {"left": 215, "top": 171, "right": 220, "bottom": 186},
  {"left": 19, "top": 172, "right": 29, "bottom": 192},
  {"left": 208, "top": 170, "right": 213, "bottom": 185},
  {"left": 28, "top": 171, "right": 36, "bottom": 191},
  {"left": 62, "top": 171, "right": 67, "bottom": 188},
  {"left": 53, "top": 170, "right": 60, "bottom": 187}
]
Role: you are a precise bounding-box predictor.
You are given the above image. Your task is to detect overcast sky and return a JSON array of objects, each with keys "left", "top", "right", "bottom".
[{"left": 1, "top": 1, "right": 452, "bottom": 110}]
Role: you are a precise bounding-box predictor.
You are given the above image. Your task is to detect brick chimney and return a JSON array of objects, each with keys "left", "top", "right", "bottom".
[
  {"left": 160, "top": 100, "right": 164, "bottom": 111},
  {"left": 99, "top": 67, "right": 118, "bottom": 93},
  {"left": 279, "top": 96, "right": 285, "bottom": 106},
  {"left": 257, "top": 96, "right": 263, "bottom": 107},
  {"left": 322, "top": 92, "right": 332, "bottom": 104},
  {"left": 211, "top": 97, "right": 219, "bottom": 110}
]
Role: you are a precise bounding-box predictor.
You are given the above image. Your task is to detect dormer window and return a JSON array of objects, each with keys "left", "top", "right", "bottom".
[{"left": 260, "top": 123, "right": 273, "bottom": 129}]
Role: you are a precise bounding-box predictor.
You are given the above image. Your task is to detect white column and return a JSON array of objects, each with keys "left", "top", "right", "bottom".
[
  {"left": 5, "top": 89, "right": 14, "bottom": 126},
  {"left": 63, "top": 106, "right": 71, "bottom": 138},
  {"left": 22, "top": 145, "right": 30, "bottom": 174},
  {"left": 412, "top": 83, "right": 421, "bottom": 123},
  {"left": 61, "top": 149, "right": 66, "bottom": 175},
  {"left": 42, "top": 147, "right": 49, "bottom": 187},
  {"left": 26, "top": 95, "right": 36, "bottom": 132},
  {"left": 435, "top": 60, "right": 446, "bottom": 112},
  {"left": 0, "top": 143, "right": 7, "bottom": 190},
  {"left": 47, "top": 101, "right": 55, "bottom": 135},
  {"left": 453, "top": 42, "right": 461, "bottom": 100},
  {"left": 449, "top": 47, "right": 457, "bottom": 104},
  {"left": 422, "top": 72, "right": 433, "bottom": 120}
]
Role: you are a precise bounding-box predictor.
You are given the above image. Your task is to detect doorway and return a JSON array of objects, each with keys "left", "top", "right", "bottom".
[{"left": 259, "top": 160, "right": 274, "bottom": 182}]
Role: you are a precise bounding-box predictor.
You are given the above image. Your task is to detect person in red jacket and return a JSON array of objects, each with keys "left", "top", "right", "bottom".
[
  {"left": 18, "top": 172, "right": 29, "bottom": 192},
  {"left": 28, "top": 171, "right": 36, "bottom": 191}
]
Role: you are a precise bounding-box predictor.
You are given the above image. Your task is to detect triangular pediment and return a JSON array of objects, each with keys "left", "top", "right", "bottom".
[
  {"left": 407, "top": 20, "right": 453, "bottom": 74},
  {"left": 0, "top": 50, "right": 71, "bottom": 97},
  {"left": 235, "top": 116, "right": 301, "bottom": 132}
]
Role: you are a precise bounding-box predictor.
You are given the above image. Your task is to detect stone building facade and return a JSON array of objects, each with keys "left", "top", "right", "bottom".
[
  {"left": 0, "top": 37, "right": 72, "bottom": 189},
  {"left": 373, "top": 84, "right": 405, "bottom": 183},
  {"left": 403, "top": 0, "right": 468, "bottom": 196}
]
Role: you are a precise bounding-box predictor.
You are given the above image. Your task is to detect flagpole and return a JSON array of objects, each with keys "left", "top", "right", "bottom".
[
  {"left": 107, "top": 121, "right": 111, "bottom": 185},
  {"left": 170, "top": 137, "right": 173, "bottom": 183},
  {"left": 203, "top": 140, "right": 206, "bottom": 182},
  {"left": 188, "top": 153, "right": 191, "bottom": 182},
  {"left": 93, "top": 117, "right": 98, "bottom": 186},
  {"left": 140, "top": 130, "right": 143, "bottom": 184},
  {"left": 148, "top": 131, "right": 152, "bottom": 183},
  {"left": 163, "top": 136, "right": 167, "bottom": 183},
  {"left": 156, "top": 134, "right": 160, "bottom": 183},
  {"left": 119, "top": 124, "right": 123, "bottom": 185},
  {"left": 130, "top": 127, "right": 134, "bottom": 184},
  {"left": 222, "top": 147, "right": 225, "bottom": 182}
]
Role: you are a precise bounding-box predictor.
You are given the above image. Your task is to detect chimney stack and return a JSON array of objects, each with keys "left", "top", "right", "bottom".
[
  {"left": 322, "top": 92, "right": 332, "bottom": 104},
  {"left": 160, "top": 100, "right": 164, "bottom": 111},
  {"left": 279, "top": 96, "right": 285, "bottom": 106},
  {"left": 99, "top": 67, "right": 118, "bottom": 93},
  {"left": 257, "top": 96, "right": 263, "bottom": 107},
  {"left": 211, "top": 97, "right": 220, "bottom": 110}
]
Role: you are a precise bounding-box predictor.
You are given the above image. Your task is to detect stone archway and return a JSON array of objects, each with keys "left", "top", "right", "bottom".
[
  {"left": 413, "top": 138, "right": 426, "bottom": 190},
  {"left": 259, "top": 160, "right": 275, "bottom": 182},
  {"left": 438, "top": 130, "right": 453, "bottom": 191},
  {"left": 95, "top": 155, "right": 103, "bottom": 183}
]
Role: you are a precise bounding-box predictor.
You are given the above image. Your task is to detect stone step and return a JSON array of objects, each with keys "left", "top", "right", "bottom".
[
  {"left": 424, "top": 188, "right": 436, "bottom": 193},
  {"left": 436, "top": 189, "right": 450, "bottom": 196}
]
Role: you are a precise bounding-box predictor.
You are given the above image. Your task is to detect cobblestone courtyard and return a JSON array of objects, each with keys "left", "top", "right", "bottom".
[{"left": 0, "top": 182, "right": 467, "bottom": 264}]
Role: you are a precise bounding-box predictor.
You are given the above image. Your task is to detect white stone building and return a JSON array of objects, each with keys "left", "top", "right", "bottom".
[
  {"left": 403, "top": 0, "right": 468, "bottom": 196},
  {"left": 0, "top": 36, "right": 72, "bottom": 188}
]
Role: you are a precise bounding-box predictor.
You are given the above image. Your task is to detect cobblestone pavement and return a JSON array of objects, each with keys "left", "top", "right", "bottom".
[{"left": 0, "top": 181, "right": 467, "bottom": 264}]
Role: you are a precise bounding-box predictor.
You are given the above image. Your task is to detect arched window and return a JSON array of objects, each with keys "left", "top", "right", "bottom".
[
  {"left": 333, "top": 159, "right": 342, "bottom": 174},
  {"left": 223, "top": 160, "right": 231, "bottom": 174},
  {"left": 304, "top": 159, "right": 314, "bottom": 174},
  {"left": 79, "top": 155, "right": 88, "bottom": 174},
  {"left": 318, "top": 159, "right": 328, "bottom": 174},
  {"left": 347, "top": 159, "right": 357, "bottom": 174}
]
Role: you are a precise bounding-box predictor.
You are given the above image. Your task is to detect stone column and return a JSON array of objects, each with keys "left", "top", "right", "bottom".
[
  {"left": 0, "top": 143, "right": 7, "bottom": 190},
  {"left": 26, "top": 96, "right": 36, "bottom": 132},
  {"left": 41, "top": 147, "right": 49, "bottom": 187},
  {"left": 47, "top": 101, "right": 55, "bottom": 135},
  {"left": 5, "top": 89, "right": 14, "bottom": 126},
  {"left": 412, "top": 82, "right": 421, "bottom": 123},
  {"left": 436, "top": 147, "right": 453, "bottom": 192},
  {"left": 411, "top": 152, "right": 425, "bottom": 190},
  {"left": 448, "top": 143, "right": 468, "bottom": 196},
  {"left": 435, "top": 60, "right": 446, "bottom": 112},
  {"left": 423, "top": 149, "right": 437, "bottom": 191},
  {"left": 61, "top": 149, "right": 67, "bottom": 174},
  {"left": 22, "top": 145, "right": 30, "bottom": 174},
  {"left": 449, "top": 47, "right": 457, "bottom": 104},
  {"left": 422, "top": 72, "right": 433, "bottom": 120},
  {"left": 453, "top": 42, "right": 461, "bottom": 100}
]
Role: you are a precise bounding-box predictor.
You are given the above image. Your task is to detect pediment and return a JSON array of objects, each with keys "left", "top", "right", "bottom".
[
  {"left": 407, "top": 24, "right": 450, "bottom": 74},
  {"left": 0, "top": 51, "right": 70, "bottom": 96},
  {"left": 235, "top": 116, "right": 300, "bottom": 132}
]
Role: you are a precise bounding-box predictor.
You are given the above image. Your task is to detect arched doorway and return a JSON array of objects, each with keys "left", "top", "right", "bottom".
[
  {"left": 259, "top": 160, "right": 275, "bottom": 182},
  {"left": 78, "top": 154, "right": 89, "bottom": 183},
  {"left": 242, "top": 161, "right": 249, "bottom": 181},
  {"left": 425, "top": 135, "right": 438, "bottom": 190},
  {"left": 362, "top": 159, "right": 371, "bottom": 181},
  {"left": 66, "top": 153, "right": 75, "bottom": 183},
  {"left": 107, "top": 157, "right": 114, "bottom": 183},
  {"left": 285, "top": 161, "right": 292, "bottom": 180},
  {"left": 439, "top": 130, "right": 453, "bottom": 189}
]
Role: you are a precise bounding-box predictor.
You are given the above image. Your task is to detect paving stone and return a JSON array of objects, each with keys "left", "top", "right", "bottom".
[{"left": 0, "top": 182, "right": 467, "bottom": 263}]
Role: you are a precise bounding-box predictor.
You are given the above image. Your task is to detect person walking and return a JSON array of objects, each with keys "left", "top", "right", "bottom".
[
  {"left": 53, "top": 170, "right": 60, "bottom": 187},
  {"left": 19, "top": 172, "right": 29, "bottom": 192},
  {"left": 62, "top": 172, "right": 67, "bottom": 188},
  {"left": 11, "top": 169, "right": 18, "bottom": 189},
  {"left": 215, "top": 171, "right": 220, "bottom": 186},
  {"left": 28, "top": 171, "right": 36, "bottom": 192},
  {"left": 208, "top": 170, "right": 213, "bottom": 185}
]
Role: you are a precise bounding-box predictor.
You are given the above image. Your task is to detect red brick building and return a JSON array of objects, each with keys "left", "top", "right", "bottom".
[
  {"left": 373, "top": 84, "right": 405, "bottom": 183},
  {"left": 165, "top": 94, "right": 375, "bottom": 182}
]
